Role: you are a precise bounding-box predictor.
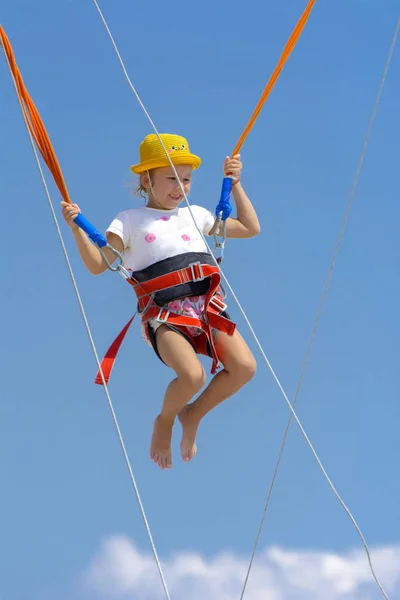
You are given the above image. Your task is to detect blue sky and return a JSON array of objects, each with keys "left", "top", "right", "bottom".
[{"left": 1, "top": 1, "right": 399, "bottom": 599}]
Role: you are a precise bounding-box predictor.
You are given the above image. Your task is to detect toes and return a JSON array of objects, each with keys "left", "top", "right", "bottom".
[
  {"left": 162, "top": 455, "right": 172, "bottom": 470},
  {"left": 182, "top": 445, "right": 197, "bottom": 462},
  {"left": 151, "top": 451, "right": 162, "bottom": 468},
  {"left": 151, "top": 452, "right": 172, "bottom": 469}
]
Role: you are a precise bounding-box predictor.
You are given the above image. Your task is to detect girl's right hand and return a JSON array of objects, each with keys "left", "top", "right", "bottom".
[{"left": 61, "top": 201, "right": 80, "bottom": 230}]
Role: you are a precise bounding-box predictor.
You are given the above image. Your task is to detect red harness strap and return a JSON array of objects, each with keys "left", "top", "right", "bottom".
[
  {"left": 95, "top": 261, "right": 235, "bottom": 386},
  {"left": 132, "top": 262, "right": 219, "bottom": 302},
  {"left": 94, "top": 314, "right": 136, "bottom": 385}
]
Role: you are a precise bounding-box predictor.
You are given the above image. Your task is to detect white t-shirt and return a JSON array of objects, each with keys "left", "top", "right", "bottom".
[{"left": 106, "top": 205, "right": 216, "bottom": 271}]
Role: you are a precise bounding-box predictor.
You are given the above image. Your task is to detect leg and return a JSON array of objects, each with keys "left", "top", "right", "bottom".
[
  {"left": 178, "top": 329, "right": 256, "bottom": 461},
  {"left": 150, "top": 325, "right": 206, "bottom": 469}
]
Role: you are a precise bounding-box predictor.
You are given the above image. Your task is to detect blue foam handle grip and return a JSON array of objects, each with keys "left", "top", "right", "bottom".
[
  {"left": 215, "top": 177, "right": 233, "bottom": 220},
  {"left": 74, "top": 213, "right": 107, "bottom": 248}
]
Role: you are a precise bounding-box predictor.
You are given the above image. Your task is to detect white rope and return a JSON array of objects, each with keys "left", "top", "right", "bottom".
[
  {"left": 90, "top": 2, "right": 391, "bottom": 598},
  {"left": 1, "top": 39, "right": 172, "bottom": 600},
  {"left": 239, "top": 16, "right": 400, "bottom": 600}
]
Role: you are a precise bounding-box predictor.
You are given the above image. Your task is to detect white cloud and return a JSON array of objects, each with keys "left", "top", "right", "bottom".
[{"left": 83, "top": 535, "right": 400, "bottom": 600}]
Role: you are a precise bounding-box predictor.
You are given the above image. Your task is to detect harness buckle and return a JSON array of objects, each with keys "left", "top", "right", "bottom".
[
  {"left": 210, "top": 295, "right": 227, "bottom": 313},
  {"left": 189, "top": 261, "right": 205, "bottom": 282},
  {"left": 156, "top": 307, "right": 171, "bottom": 323}
]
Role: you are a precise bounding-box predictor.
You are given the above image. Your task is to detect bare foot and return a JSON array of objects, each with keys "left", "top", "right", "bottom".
[
  {"left": 150, "top": 415, "right": 174, "bottom": 469},
  {"left": 178, "top": 405, "right": 199, "bottom": 462}
]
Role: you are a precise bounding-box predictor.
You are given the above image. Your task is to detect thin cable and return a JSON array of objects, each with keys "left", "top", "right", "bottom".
[
  {"left": 90, "top": 2, "right": 390, "bottom": 597},
  {"left": 2, "top": 42, "right": 172, "bottom": 600},
  {"left": 240, "top": 17, "right": 400, "bottom": 600}
]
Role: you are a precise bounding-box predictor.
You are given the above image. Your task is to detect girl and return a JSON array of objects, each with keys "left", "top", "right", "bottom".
[{"left": 61, "top": 133, "right": 260, "bottom": 470}]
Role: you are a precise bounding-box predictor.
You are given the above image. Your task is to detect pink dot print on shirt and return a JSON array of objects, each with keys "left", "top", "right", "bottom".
[
  {"left": 160, "top": 215, "right": 170, "bottom": 221},
  {"left": 145, "top": 233, "right": 156, "bottom": 243},
  {"left": 181, "top": 234, "right": 191, "bottom": 242}
]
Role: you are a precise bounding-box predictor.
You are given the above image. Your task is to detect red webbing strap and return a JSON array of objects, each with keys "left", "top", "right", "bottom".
[
  {"left": 202, "top": 272, "right": 225, "bottom": 372},
  {"left": 131, "top": 263, "right": 219, "bottom": 298},
  {"left": 95, "top": 314, "right": 136, "bottom": 385},
  {"left": 143, "top": 307, "right": 235, "bottom": 336}
]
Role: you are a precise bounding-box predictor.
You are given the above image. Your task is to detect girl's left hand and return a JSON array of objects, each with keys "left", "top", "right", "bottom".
[{"left": 224, "top": 154, "right": 242, "bottom": 185}]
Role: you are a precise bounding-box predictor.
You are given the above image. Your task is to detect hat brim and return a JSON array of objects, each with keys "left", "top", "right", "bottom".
[{"left": 130, "top": 153, "right": 201, "bottom": 174}]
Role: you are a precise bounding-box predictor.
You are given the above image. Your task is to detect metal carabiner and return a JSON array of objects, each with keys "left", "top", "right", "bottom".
[
  {"left": 98, "top": 243, "right": 131, "bottom": 280},
  {"left": 213, "top": 212, "right": 227, "bottom": 263}
]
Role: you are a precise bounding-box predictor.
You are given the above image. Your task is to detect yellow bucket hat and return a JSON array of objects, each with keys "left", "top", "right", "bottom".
[{"left": 130, "top": 133, "right": 201, "bottom": 174}]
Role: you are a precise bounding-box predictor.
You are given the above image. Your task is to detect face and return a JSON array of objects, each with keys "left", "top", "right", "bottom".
[{"left": 142, "top": 165, "right": 193, "bottom": 210}]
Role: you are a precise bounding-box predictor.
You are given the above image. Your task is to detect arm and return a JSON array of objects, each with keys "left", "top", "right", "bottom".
[
  {"left": 61, "top": 201, "right": 124, "bottom": 275},
  {"left": 225, "top": 180, "right": 260, "bottom": 238},
  {"left": 210, "top": 155, "right": 260, "bottom": 239}
]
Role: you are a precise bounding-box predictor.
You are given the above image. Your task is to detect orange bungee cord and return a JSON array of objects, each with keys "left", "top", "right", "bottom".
[
  {"left": 233, "top": 0, "right": 316, "bottom": 156},
  {"left": 0, "top": 25, "right": 71, "bottom": 205},
  {"left": 215, "top": 0, "right": 316, "bottom": 230},
  {"left": 0, "top": 25, "right": 109, "bottom": 249}
]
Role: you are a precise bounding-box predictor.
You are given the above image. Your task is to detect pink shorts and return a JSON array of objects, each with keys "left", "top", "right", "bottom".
[{"left": 142, "top": 295, "right": 207, "bottom": 346}]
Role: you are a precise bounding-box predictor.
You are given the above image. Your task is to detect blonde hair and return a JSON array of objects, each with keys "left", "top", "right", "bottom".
[
  {"left": 133, "top": 170, "right": 153, "bottom": 200},
  {"left": 134, "top": 180, "right": 148, "bottom": 199}
]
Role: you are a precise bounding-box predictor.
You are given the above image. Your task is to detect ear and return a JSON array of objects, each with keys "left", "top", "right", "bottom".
[{"left": 140, "top": 172, "right": 150, "bottom": 189}]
